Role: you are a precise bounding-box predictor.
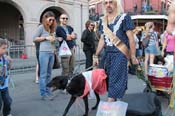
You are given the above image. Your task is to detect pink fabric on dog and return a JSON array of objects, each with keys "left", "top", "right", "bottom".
[{"left": 80, "top": 69, "right": 107, "bottom": 98}]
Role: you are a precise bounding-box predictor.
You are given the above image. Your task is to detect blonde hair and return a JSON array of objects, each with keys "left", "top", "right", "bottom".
[
  {"left": 103, "top": 0, "right": 124, "bottom": 16},
  {"left": 145, "top": 22, "right": 153, "bottom": 30},
  {"left": 144, "top": 22, "right": 154, "bottom": 37}
]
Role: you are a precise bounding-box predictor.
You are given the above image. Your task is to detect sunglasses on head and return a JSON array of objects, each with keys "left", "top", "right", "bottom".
[{"left": 61, "top": 17, "right": 68, "bottom": 20}]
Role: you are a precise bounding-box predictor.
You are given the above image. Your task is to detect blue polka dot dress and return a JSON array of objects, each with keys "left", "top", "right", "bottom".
[{"left": 98, "top": 14, "right": 135, "bottom": 99}]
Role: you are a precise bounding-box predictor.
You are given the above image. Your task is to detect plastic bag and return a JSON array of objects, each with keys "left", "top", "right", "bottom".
[
  {"left": 59, "top": 40, "right": 72, "bottom": 57},
  {"left": 96, "top": 101, "right": 128, "bottom": 116}
]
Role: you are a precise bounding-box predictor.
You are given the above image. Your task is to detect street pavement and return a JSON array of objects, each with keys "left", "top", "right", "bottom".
[
  {"left": 7, "top": 67, "right": 173, "bottom": 116},
  {"left": 4, "top": 48, "right": 174, "bottom": 116}
]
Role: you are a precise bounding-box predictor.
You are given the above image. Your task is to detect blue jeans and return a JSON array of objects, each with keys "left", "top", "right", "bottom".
[
  {"left": 39, "top": 52, "right": 54, "bottom": 96},
  {"left": 136, "top": 49, "right": 143, "bottom": 57},
  {"left": 145, "top": 44, "right": 158, "bottom": 55},
  {"left": 0, "top": 88, "right": 12, "bottom": 116}
]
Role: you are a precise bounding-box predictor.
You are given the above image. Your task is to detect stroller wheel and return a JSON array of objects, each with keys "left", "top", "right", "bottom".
[{"left": 143, "top": 86, "right": 151, "bottom": 93}]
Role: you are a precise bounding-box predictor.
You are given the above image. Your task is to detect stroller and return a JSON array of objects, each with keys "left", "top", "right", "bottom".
[{"left": 144, "top": 64, "right": 173, "bottom": 102}]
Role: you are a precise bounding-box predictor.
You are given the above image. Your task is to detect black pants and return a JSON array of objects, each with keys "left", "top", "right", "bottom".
[
  {"left": 0, "top": 88, "right": 12, "bottom": 116},
  {"left": 84, "top": 50, "right": 94, "bottom": 70}
]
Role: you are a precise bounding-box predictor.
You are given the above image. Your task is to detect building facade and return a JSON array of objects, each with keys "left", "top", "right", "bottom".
[
  {"left": 0, "top": 0, "right": 89, "bottom": 57},
  {"left": 89, "top": 0, "right": 169, "bottom": 32}
]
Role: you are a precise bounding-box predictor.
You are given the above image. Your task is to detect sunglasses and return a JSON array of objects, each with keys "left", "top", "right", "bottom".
[
  {"left": 90, "top": 24, "right": 95, "bottom": 26},
  {"left": 104, "top": 0, "right": 113, "bottom": 5},
  {"left": 48, "top": 19, "right": 55, "bottom": 22},
  {"left": 61, "top": 17, "right": 68, "bottom": 20}
]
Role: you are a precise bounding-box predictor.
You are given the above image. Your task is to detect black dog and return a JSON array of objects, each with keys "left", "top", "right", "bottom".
[{"left": 47, "top": 69, "right": 107, "bottom": 116}]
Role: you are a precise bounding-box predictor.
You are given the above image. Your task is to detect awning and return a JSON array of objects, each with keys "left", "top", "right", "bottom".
[{"left": 131, "top": 15, "right": 168, "bottom": 20}]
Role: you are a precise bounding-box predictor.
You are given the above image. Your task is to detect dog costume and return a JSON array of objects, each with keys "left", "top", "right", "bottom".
[{"left": 81, "top": 69, "right": 107, "bottom": 98}]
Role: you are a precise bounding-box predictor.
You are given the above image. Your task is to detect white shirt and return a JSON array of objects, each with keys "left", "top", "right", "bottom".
[{"left": 134, "top": 34, "right": 139, "bottom": 49}]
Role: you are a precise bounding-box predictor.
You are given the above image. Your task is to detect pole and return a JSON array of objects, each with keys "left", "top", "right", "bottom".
[
  {"left": 163, "top": 19, "right": 165, "bottom": 31},
  {"left": 80, "top": 3, "right": 83, "bottom": 34}
]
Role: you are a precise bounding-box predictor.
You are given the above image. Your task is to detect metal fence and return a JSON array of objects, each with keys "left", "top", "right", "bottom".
[
  {"left": 7, "top": 44, "right": 86, "bottom": 74},
  {"left": 7, "top": 44, "right": 37, "bottom": 74}
]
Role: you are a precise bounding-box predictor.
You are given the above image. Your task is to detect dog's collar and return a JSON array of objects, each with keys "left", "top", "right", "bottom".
[
  {"left": 66, "top": 66, "right": 93, "bottom": 88},
  {"left": 66, "top": 79, "right": 71, "bottom": 88},
  {"left": 65, "top": 74, "right": 77, "bottom": 89}
]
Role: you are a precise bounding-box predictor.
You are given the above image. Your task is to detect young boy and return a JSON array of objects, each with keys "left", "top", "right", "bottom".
[{"left": 0, "top": 38, "right": 12, "bottom": 116}]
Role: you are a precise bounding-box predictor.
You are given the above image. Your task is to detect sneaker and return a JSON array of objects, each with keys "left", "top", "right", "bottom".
[
  {"left": 47, "top": 94, "right": 55, "bottom": 101},
  {"left": 60, "top": 89, "right": 68, "bottom": 95},
  {"left": 35, "top": 80, "right": 39, "bottom": 84},
  {"left": 41, "top": 95, "right": 54, "bottom": 101},
  {"left": 7, "top": 114, "right": 12, "bottom": 116},
  {"left": 41, "top": 96, "right": 47, "bottom": 100}
]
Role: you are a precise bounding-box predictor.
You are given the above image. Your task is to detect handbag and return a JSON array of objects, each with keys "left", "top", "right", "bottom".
[
  {"left": 142, "top": 37, "right": 150, "bottom": 48},
  {"left": 59, "top": 40, "right": 72, "bottom": 57},
  {"left": 53, "top": 52, "right": 60, "bottom": 69},
  {"left": 96, "top": 101, "right": 128, "bottom": 116}
]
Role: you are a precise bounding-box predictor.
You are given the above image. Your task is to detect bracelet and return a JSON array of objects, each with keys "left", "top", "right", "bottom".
[{"left": 93, "top": 55, "right": 99, "bottom": 58}]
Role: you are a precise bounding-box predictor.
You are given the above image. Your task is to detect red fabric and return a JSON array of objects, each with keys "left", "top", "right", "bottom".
[
  {"left": 80, "top": 69, "right": 107, "bottom": 98},
  {"left": 20, "top": 54, "right": 28, "bottom": 59},
  {"left": 148, "top": 75, "right": 172, "bottom": 88}
]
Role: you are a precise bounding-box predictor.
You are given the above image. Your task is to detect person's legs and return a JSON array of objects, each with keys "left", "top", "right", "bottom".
[
  {"left": 149, "top": 54, "right": 155, "bottom": 64},
  {"left": 39, "top": 52, "right": 49, "bottom": 97},
  {"left": 144, "top": 53, "right": 149, "bottom": 75},
  {"left": 0, "top": 91, "right": 2, "bottom": 113},
  {"left": 46, "top": 53, "right": 54, "bottom": 95},
  {"left": 69, "top": 47, "right": 75, "bottom": 74},
  {"left": 35, "top": 63, "right": 39, "bottom": 83},
  {"left": 35, "top": 51, "right": 40, "bottom": 84},
  {"left": 61, "top": 57, "right": 70, "bottom": 76},
  {"left": 2, "top": 89, "right": 12, "bottom": 116},
  {"left": 144, "top": 47, "right": 150, "bottom": 75},
  {"left": 107, "top": 97, "right": 116, "bottom": 102},
  {"left": 105, "top": 52, "right": 128, "bottom": 102},
  {"left": 84, "top": 50, "right": 93, "bottom": 70},
  {"left": 149, "top": 45, "right": 157, "bottom": 65}
]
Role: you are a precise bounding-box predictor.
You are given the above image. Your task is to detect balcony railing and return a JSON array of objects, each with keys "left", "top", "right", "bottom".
[{"left": 125, "top": 8, "right": 168, "bottom": 16}]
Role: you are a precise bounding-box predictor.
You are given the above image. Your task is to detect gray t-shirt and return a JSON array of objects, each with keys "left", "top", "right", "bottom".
[{"left": 33, "top": 25, "right": 55, "bottom": 53}]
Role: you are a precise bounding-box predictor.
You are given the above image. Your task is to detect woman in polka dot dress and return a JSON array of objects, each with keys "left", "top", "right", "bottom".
[{"left": 94, "top": 0, "right": 138, "bottom": 102}]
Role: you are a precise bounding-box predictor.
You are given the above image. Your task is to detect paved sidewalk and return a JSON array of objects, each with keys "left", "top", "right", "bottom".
[{"left": 7, "top": 68, "right": 173, "bottom": 116}]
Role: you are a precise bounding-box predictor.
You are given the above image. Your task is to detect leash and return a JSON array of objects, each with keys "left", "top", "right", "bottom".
[{"left": 67, "top": 65, "right": 95, "bottom": 85}]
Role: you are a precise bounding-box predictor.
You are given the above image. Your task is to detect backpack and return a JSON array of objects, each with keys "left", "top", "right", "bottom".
[{"left": 142, "top": 32, "right": 157, "bottom": 48}]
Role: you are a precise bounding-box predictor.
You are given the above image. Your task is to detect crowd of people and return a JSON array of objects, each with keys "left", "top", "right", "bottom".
[{"left": 0, "top": 0, "right": 175, "bottom": 115}]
